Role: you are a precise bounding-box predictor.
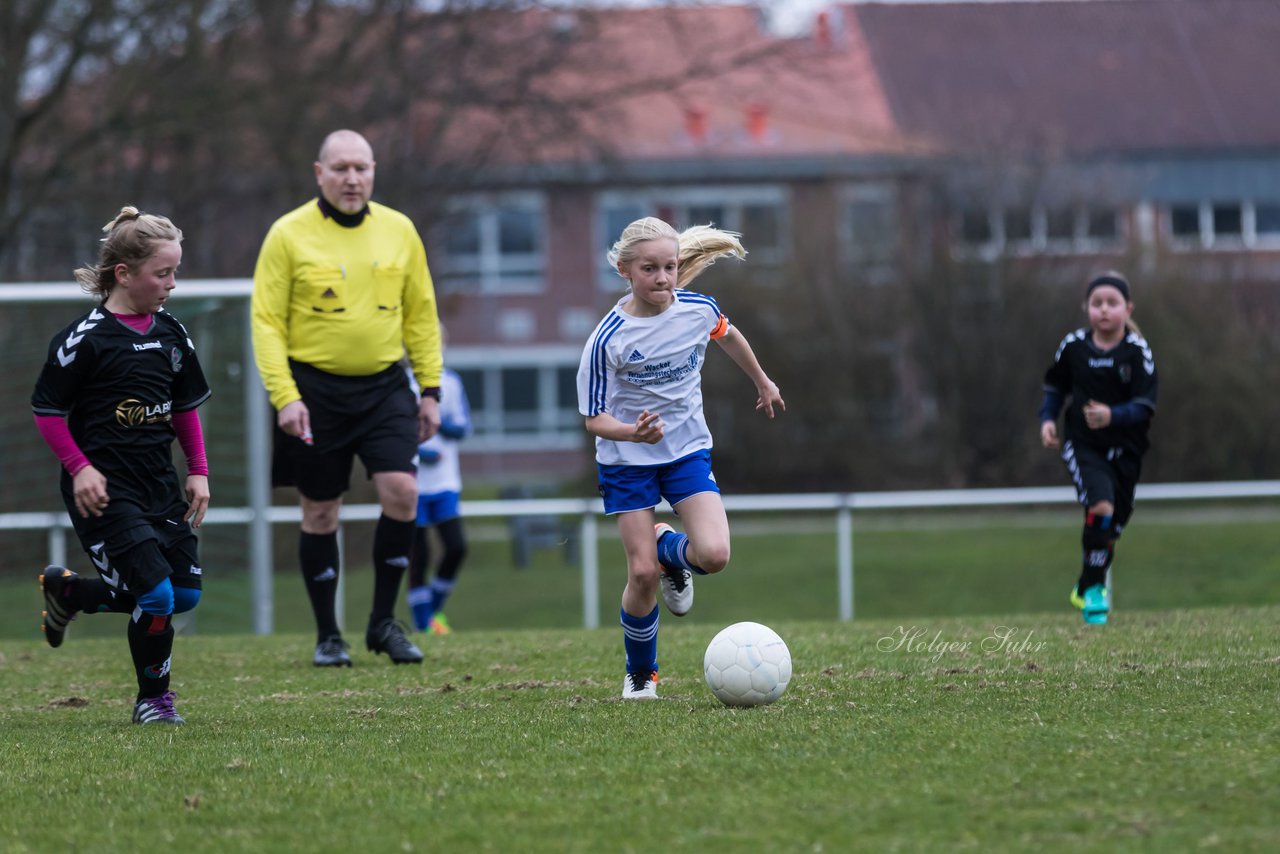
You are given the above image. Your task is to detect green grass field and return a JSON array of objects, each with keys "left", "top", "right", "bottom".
[
  {"left": 2, "top": 505, "right": 1277, "bottom": 638},
  {"left": 1, "top": 507, "right": 1277, "bottom": 850},
  {"left": 2, "top": 607, "right": 1277, "bottom": 851}
]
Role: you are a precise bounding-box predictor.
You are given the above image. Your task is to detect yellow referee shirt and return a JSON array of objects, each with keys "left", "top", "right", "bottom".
[{"left": 251, "top": 200, "right": 442, "bottom": 410}]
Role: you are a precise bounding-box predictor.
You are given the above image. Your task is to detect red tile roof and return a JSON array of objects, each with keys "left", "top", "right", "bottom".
[
  {"left": 850, "top": 0, "right": 1280, "bottom": 154},
  {"left": 428, "top": 5, "right": 921, "bottom": 168}
]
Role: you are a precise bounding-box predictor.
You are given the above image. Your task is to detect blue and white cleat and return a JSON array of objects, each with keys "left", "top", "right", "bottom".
[{"left": 655, "top": 523, "right": 693, "bottom": 617}]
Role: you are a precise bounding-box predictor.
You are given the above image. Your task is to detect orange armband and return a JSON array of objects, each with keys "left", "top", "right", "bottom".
[{"left": 709, "top": 315, "right": 729, "bottom": 340}]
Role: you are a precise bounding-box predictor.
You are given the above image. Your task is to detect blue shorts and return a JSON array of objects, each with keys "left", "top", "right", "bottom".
[
  {"left": 597, "top": 449, "right": 720, "bottom": 515},
  {"left": 416, "top": 491, "right": 461, "bottom": 526}
]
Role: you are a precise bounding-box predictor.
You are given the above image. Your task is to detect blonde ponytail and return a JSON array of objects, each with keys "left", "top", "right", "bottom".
[{"left": 675, "top": 224, "right": 746, "bottom": 289}]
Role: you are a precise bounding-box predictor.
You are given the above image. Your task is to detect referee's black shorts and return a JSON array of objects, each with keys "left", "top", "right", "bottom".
[
  {"left": 1061, "top": 439, "right": 1142, "bottom": 530},
  {"left": 272, "top": 360, "right": 418, "bottom": 501}
]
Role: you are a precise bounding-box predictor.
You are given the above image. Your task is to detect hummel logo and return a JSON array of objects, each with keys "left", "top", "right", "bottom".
[
  {"left": 322, "top": 287, "right": 338, "bottom": 298},
  {"left": 386, "top": 556, "right": 411, "bottom": 568},
  {"left": 314, "top": 567, "right": 337, "bottom": 582},
  {"left": 627, "top": 349, "right": 646, "bottom": 362}
]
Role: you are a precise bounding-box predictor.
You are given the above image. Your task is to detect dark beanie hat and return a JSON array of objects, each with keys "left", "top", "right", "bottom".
[{"left": 1086, "top": 273, "right": 1130, "bottom": 301}]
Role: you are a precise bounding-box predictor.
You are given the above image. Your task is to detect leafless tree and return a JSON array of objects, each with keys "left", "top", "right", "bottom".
[{"left": 0, "top": 0, "right": 806, "bottom": 277}]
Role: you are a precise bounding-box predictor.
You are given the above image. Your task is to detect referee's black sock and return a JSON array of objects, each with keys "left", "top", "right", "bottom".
[
  {"left": 370, "top": 514, "right": 414, "bottom": 626},
  {"left": 299, "top": 531, "right": 341, "bottom": 643}
]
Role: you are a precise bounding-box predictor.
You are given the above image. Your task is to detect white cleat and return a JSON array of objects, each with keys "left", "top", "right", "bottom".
[
  {"left": 655, "top": 523, "right": 693, "bottom": 617},
  {"left": 622, "top": 670, "right": 659, "bottom": 700}
]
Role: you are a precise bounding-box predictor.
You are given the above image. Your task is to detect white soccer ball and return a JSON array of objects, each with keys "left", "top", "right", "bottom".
[{"left": 703, "top": 621, "right": 792, "bottom": 707}]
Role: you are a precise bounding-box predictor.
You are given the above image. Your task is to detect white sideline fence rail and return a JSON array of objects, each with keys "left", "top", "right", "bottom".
[{"left": 3, "top": 480, "right": 1278, "bottom": 633}]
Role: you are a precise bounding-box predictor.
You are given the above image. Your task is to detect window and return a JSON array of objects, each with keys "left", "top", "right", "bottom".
[
  {"left": 1167, "top": 200, "right": 1280, "bottom": 249},
  {"left": 448, "top": 346, "right": 585, "bottom": 452},
  {"left": 1212, "top": 203, "right": 1243, "bottom": 240},
  {"left": 1170, "top": 205, "right": 1201, "bottom": 240},
  {"left": 1045, "top": 208, "right": 1075, "bottom": 241},
  {"left": 501, "top": 368, "right": 540, "bottom": 433},
  {"left": 432, "top": 193, "right": 546, "bottom": 294},
  {"left": 599, "top": 202, "right": 646, "bottom": 285},
  {"left": 595, "top": 187, "right": 788, "bottom": 287},
  {"left": 1085, "top": 208, "right": 1119, "bottom": 240},
  {"left": 1257, "top": 204, "right": 1280, "bottom": 238},
  {"left": 842, "top": 183, "right": 900, "bottom": 276},
  {"left": 953, "top": 203, "right": 1124, "bottom": 256},
  {"left": 1003, "top": 208, "right": 1033, "bottom": 243},
  {"left": 741, "top": 204, "right": 783, "bottom": 256},
  {"left": 959, "top": 209, "right": 993, "bottom": 245}
]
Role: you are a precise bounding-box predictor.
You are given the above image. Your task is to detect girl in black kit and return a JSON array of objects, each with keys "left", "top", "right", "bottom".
[
  {"left": 32, "top": 207, "right": 211, "bottom": 724},
  {"left": 1039, "top": 272, "right": 1157, "bottom": 625}
]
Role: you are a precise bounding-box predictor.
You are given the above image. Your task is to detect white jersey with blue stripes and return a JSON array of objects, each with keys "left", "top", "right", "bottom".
[
  {"left": 407, "top": 367, "right": 471, "bottom": 495},
  {"left": 577, "top": 290, "right": 729, "bottom": 466}
]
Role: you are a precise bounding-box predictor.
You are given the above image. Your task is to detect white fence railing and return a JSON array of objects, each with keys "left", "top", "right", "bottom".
[{"left": 4, "top": 480, "right": 1278, "bottom": 632}]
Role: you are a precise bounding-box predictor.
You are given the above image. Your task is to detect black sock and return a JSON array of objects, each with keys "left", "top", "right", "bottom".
[
  {"left": 1080, "top": 513, "right": 1115, "bottom": 592},
  {"left": 370, "top": 514, "right": 414, "bottom": 626},
  {"left": 408, "top": 525, "right": 430, "bottom": 588},
  {"left": 436, "top": 517, "right": 468, "bottom": 581},
  {"left": 300, "top": 531, "right": 341, "bottom": 642},
  {"left": 128, "top": 613, "right": 174, "bottom": 700},
  {"left": 73, "top": 577, "right": 135, "bottom": 614}
]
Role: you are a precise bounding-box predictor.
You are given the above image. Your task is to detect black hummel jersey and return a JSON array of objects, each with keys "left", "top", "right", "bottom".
[
  {"left": 32, "top": 307, "right": 211, "bottom": 531},
  {"left": 1044, "top": 328, "right": 1158, "bottom": 455}
]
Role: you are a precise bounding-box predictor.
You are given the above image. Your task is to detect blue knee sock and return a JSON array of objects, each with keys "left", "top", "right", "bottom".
[
  {"left": 408, "top": 578, "right": 456, "bottom": 630},
  {"left": 620, "top": 605, "right": 659, "bottom": 674},
  {"left": 407, "top": 585, "right": 434, "bottom": 631},
  {"left": 657, "top": 531, "right": 707, "bottom": 576}
]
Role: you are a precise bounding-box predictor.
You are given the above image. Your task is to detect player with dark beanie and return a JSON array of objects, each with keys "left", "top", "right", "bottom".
[
  {"left": 32, "top": 206, "right": 211, "bottom": 724},
  {"left": 1039, "top": 271, "right": 1158, "bottom": 625}
]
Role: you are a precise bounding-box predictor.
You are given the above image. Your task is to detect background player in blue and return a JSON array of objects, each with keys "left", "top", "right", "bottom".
[
  {"left": 1040, "top": 271, "right": 1158, "bottom": 626},
  {"left": 405, "top": 355, "right": 472, "bottom": 634},
  {"left": 577, "top": 217, "right": 785, "bottom": 700},
  {"left": 31, "top": 207, "right": 212, "bottom": 724}
]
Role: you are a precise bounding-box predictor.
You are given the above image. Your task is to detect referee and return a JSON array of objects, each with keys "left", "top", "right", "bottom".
[{"left": 251, "top": 129, "right": 442, "bottom": 666}]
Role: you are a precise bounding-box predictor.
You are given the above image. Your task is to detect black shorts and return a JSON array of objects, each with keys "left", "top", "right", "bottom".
[
  {"left": 1061, "top": 439, "right": 1142, "bottom": 529},
  {"left": 272, "top": 360, "right": 418, "bottom": 501},
  {"left": 78, "top": 511, "right": 202, "bottom": 597}
]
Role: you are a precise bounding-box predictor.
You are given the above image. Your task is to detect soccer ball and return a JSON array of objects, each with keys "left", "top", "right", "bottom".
[{"left": 703, "top": 621, "right": 792, "bottom": 707}]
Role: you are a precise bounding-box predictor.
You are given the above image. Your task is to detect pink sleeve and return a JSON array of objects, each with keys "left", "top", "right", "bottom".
[
  {"left": 33, "top": 414, "right": 91, "bottom": 477},
  {"left": 173, "top": 409, "right": 209, "bottom": 476}
]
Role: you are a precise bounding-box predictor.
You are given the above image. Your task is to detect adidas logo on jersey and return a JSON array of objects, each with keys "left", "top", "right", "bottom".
[
  {"left": 627, "top": 349, "right": 646, "bottom": 363},
  {"left": 322, "top": 288, "right": 338, "bottom": 298}
]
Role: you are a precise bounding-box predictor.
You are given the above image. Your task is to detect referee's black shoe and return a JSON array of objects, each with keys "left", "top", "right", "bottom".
[
  {"left": 40, "top": 565, "right": 79, "bottom": 648},
  {"left": 367, "top": 618, "right": 423, "bottom": 664}
]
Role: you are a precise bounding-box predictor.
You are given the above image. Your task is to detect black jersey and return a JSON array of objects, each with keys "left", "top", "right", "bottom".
[
  {"left": 1044, "top": 328, "right": 1158, "bottom": 455},
  {"left": 31, "top": 307, "right": 211, "bottom": 533}
]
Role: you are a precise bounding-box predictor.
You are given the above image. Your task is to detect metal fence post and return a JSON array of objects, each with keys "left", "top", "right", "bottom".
[
  {"left": 581, "top": 509, "right": 599, "bottom": 629},
  {"left": 837, "top": 501, "right": 853, "bottom": 622},
  {"left": 244, "top": 301, "right": 274, "bottom": 635}
]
